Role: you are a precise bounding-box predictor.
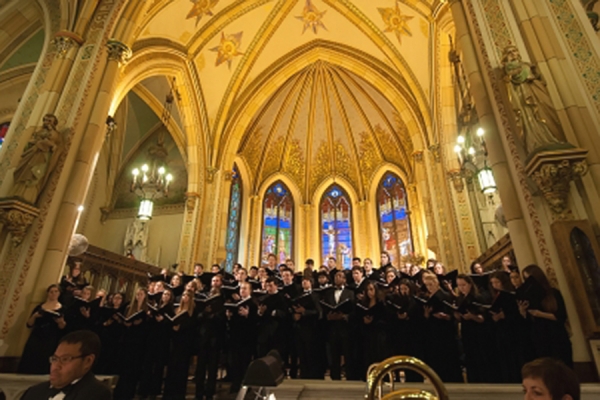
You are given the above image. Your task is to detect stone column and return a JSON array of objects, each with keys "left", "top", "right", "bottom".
[
  {"left": 412, "top": 150, "right": 438, "bottom": 258},
  {"left": 34, "top": 40, "right": 132, "bottom": 291},
  {"left": 449, "top": 0, "right": 538, "bottom": 266}
]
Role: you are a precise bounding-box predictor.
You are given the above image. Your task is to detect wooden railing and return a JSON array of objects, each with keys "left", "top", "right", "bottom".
[
  {"left": 474, "top": 233, "right": 515, "bottom": 271},
  {"left": 70, "top": 244, "right": 160, "bottom": 301}
]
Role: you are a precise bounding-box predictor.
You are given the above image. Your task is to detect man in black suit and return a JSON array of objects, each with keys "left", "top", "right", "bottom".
[
  {"left": 322, "top": 270, "right": 355, "bottom": 380},
  {"left": 21, "top": 330, "right": 112, "bottom": 400}
]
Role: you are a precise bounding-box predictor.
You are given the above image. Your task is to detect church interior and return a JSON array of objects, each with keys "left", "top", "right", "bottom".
[{"left": 2, "top": 0, "right": 600, "bottom": 396}]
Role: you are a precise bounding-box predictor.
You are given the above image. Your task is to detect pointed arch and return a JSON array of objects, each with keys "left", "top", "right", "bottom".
[
  {"left": 376, "top": 172, "right": 413, "bottom": 267},
  {"left": 260, "top": 180, "right": 294, "bottom": 265},
  {"left": 224, "top": 164, "right": 243, "bottom": 272},
  {"left": 319, "top": 184, "right": 354, "bottom": 270}
]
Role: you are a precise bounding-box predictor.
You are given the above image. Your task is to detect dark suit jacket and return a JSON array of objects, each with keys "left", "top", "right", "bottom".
[{"left": 21, "top": 371, "right": 112, "bottom": 400}]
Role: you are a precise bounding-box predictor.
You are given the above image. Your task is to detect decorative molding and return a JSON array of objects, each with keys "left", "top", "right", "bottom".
[
  {"left": 106, "top": 39, "right": 132, "bottom": 65},
  {"left": 412, "top": 150, "right": 424, "bottom": 163},
  {"left": 526, "top": 148, "right": 588, "bottom": 219},
  {"left": 447, "top": 169, "right": 465, "bottom": 193},
  {"left": 428, "top": 144, "right": 441, "bottom": 163},
  {"left": 52, "top": 31, "right": 84, "bottom": 58},
  {"left": 0, "top": 199, "right": 39, "bottom": 246},
  {"left": 206, "top": 166, "right": 219, "bottom": 183}
]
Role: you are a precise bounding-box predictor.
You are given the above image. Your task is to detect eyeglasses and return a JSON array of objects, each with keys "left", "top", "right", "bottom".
[{"left": 49, "top": 355, "right": 87, "bottom": 364}]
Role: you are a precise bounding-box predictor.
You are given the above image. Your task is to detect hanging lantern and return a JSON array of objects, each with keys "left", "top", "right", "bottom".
[
  {"left": 138, "top": 199, "right": 154, "bottom": 220},
  {"left": 477, "top": 166, "right": 497, "bottom": 194}
]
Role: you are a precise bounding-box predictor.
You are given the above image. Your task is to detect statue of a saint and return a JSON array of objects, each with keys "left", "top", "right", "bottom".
[
  {"left": 502, "top": 46, "right": 566, "bottom": 154},
  {"left": 11, "top": 114, "right": 63, "bottom": 204}
]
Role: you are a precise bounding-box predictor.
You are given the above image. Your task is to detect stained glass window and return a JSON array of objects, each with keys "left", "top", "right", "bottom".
[
  {"left": 0, "top": 122, "right": 9, "bottom": 150},
  {"left": 320, "top": 185, "right": 353, "bottom": 269},
  {"left": 225, "top": 165, "right": 242, "bottom": 272},
  {"left": 261, "top": 181, "right": 294, "bottom": 265},
  {"left": 377, "top": 173, "right": 413, "bottom": 267}
]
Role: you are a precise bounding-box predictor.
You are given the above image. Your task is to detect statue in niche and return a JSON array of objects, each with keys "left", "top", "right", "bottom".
[
  {"left": 501, "top": 46, "right": 568, "bottom": 155},
  {"left": 11, "top": 114, "right": 63, "bottom": 205},
  {"left": 124, "top": 219, "right": 149, "bottom": 262}
]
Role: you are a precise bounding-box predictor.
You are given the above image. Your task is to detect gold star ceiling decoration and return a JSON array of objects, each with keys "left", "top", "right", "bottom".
[
  {"left": 296, "top": 0, "right": 327, "bottom": 34},
  {"left": 210, "top": 32, "right": 244, "bottom": 69},
  {"left": 378, "top": 1, "right": 413, "bottom": 44},
  {"left": 186, "top": 0, "right": 219, "bottom": 26}
]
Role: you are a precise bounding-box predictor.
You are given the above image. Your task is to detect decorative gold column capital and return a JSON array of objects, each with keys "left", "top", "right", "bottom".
[
  {"left": 447, "top": 169, "right": 465, "bottom": 193},
  {"left": 0, "top": 199, "right": 40, "bottom": 246},
  {"left": 52, "top": 31, "right": 84, "bottom": 58},
  {"left": 412, "top": 150, "right": 424, "bottom": 163},
  {"left": 206, "top": 166, "right": 219, "bottom": 183},
  {"left": 223, "top": 170, "right": 233, "bottom": 181},
  {"left": 526, "top": 148, "right": 588, "bottom": 219},
  {"left": 428, "top": 144, "right": 441, "bottom": 163},
  {"left": 106, "top": 39, "right": 132, "bottom": 65}
]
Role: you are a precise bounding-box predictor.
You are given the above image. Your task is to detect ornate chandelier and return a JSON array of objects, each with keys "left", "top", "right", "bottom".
[{"left": 130, "top": 79, "right": 178, "bottom": 220}]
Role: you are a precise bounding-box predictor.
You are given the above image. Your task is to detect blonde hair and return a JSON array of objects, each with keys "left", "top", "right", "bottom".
[{"left": 177, "top": 289, "right": 196, "bottom": 316}]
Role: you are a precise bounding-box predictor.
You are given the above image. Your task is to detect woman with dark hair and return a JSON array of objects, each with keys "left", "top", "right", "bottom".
[
  {"left": 59, "top": 261, "right": 88, "bottom": 307},
  {"left": 64, "top": 285, "right": 95, "bottom": 334},
  {"left": 519, "top": 265, "right": 573, "bottom": 368},
  {"left": 114, "top": 288, "right": 148, "bottom": 399},
  {"left": 163, "top": 289, "right": 196, "bottom": 400},
  {"left": 455, "top": 274, "right": 494, "bottom": 382},
  {"left": 421, "top": 272, "right": 462, "bottom": 382},
  {"left": 380, "top": 251, "right": 393, "bottom": 271},
  {"left": 356, "top": 281, "right": 387, "bottom": 380},
  {"left": 18, "top": 284, "right": 66, "bottom": 374},
  {"left": 96, "top": 292, "right": 126, "bottom": 375},
  {"left": 522, "top": 358, "right": 580, "bottom": 400},
  {"left": 489, "top": 271, "right": 530, "bottom": 382},
  {"left": 139, "top": 289, "right": 175, "bottom": 399}
]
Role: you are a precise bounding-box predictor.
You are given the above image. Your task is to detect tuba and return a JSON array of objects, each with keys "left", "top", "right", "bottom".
[{"left": 365, "top": 356, "right": 450, "bottom": 400}]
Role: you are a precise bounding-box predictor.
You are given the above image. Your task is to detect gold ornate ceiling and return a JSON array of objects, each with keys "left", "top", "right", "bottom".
[{"left": 239, "top": 60, "right": 413, "bottom": 200}]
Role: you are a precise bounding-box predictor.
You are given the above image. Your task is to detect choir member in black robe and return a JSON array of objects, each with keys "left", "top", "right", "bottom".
[
  {"left": 113, "top": 288, "right": 149, "bottom": 399},
  {"left": 454, "top": 274, "right": 495, "bottom": 383},
  {"left": 363, "top": 258, "right": 380, "bottom": 282},
  {"left": 59, "top": 261, "right": 88, "bottom": 308},
  {"left": 510, "top": 269, "right": 523, "bottom": 289},
  {"left": 256, "top": 277, "right": 288, "bottom": 358},
  {"left": 380, "top": 252, "right": 393, "bottom": 273},
  {"left": 18, "top": 284, "right": 66, "bottom": 374},
  {"left": 64, "top": 285, "right": 95, "bottom": 334},
  {"left": 488, "top": 271, "right": 528, "bottom": 383},
  {"left": 279, "top": 268, "right": 301, "bottom": 378},
  {"left": 96, "top": 292, "right": 126, "bottom": 375},
  {"left": 519, "top": 265, "right": 573, "bottom": 368},
  {"left": 226, "top": 282, "right": 258, "bottom": 393},
  {"left": 138, "top": 289, "right": 174, "bottom": 399},
  {"left": 356, "top": 281, "right": 387, "bottom": 381},
  {"left": 292, "top": 276, "right": 322, "bottom": 379},
  {"left": 386, "top": 280, "right": 424, "bottom": 382},
  {"left": 322, "top": 271, "right": 355, "bottom": 380},
  {"left": 195, "top": 276, "right": 226, "bottom": 400},
  {"left": 163, "top": 290, "right": 196, "bottom": 400},
  {"left": 421, "top": 272, "right": 462, "bottom": 382}
]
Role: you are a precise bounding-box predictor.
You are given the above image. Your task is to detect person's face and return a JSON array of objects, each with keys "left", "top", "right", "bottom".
[
  {"left": 490, "top": 277, "right": 503, "bottom": 292},
  {"left": 286, "top": 260, "right": 294, "bottom": 270},
  {"left": 366, "top": 284, "right": 375, "bottom": 299},
  {"left": 268, "top": 255, "right": 276, "bottom": 267},
  {"left": 249, "top": 268, "right": 258, "bottom": 278},
  {"left": 265, "top": 281, "right": 277, "bottom": 294},
  {"left": 334, "top": 273, "right": 345, "bottom": 287},
  {"left": 504, "top": 47, "right": 520, "bottom": 64},
  {"left": 318, "top": 275, "right": 328, "bottom": 285},
  {"left": 456, "top": 278, "right": 471, "bottom": 296},
  {"left": 155, "top": 282, "right": 165, "bottom": 292},
  {"left": 510, "top": 272, "right": 523, "bottom": 288},
  {"left": 171, "top": 275, "right": 181, "bottom": 286},
  {"left": 47, "top": 287, "right": 60, "bottom": 301},
  {"left": 399, "top": 284, "right": 410, "bottom": 296},
  {"left": 364, "top": 259, "right": 373, "bottom": 271},
  {"left": 522, "top": 377, "right": 553, "bottom": 400},
  {"left": 72, "top": 264, "right": 81, "bottom": 277},
  {"left": 352, "top": 259, "right": 361, "bottom": 268},
  {"left": 424, "top": 279, "right": 438, "bottom": 294},
  {"left": 386, "top": 272, "right": 395, "bottom": 284},
  {"left": 181, "top": 292, "right": 190, "bottom": 306},
  {"left": 135, "top": 289, "right": 146, "bottom": 303},
  {"left": 240, "top": 283, "right": 251, "bottom": 298},
  {"left": 352, "top": 269, "right": 362, "bottom": 283},
  {"left": 161, "top": 291, "right": 172, "bottom": 304},
  {"left": 212, "top": 276, "right": 223, "bottom": 289},
  {"left": 502, "top": 256, "right": 511, "bottom": 267},
  {"left": 50, "top": 342, "right": 94, "bottom": 389},
  {"left": 81, "top": 288, "right": 91, "bottom": 301},
  {"left": 237, "top": 270, "right": 247, "bottom": 282},
  {"left": 410, "top": 265, "right": 420, "bottom": 275},
  {"left": 400, "top": 264, "right": 409, "bottom": 274},
  {"left": 148, "top": 282, "right": 156, "bottom": 293},
  {"left": 112, "top": 294, "right": 123, "bottom": 308},
  {"left": 381, "top": 253, "right": 390, "bottom": 265},
  {"left": 185, "top": 282, "right": 196, "bottom": 292},
  {"left": 433, "top": 263, "right": 444, "bottom": 275},
  {"left": 282, "top": 271, "right": 293, "bottom": 285},
  {"left": 258, "top": 268, "right": 267, "bottom": 279},
  {"left": 211, "top": 265, "right": 220, "bottom": 273},
  {"left": 301, "top": 279, "right": 312, "bottom": 291},
  {"left": 194, "top": 265, "right": 203, "bottom": 275},
  {"left": 327, "top": 258, "right": 336, "bottom": 269},
  {"left": 473, "top": 263, "right": 483, "bottom": 274}
]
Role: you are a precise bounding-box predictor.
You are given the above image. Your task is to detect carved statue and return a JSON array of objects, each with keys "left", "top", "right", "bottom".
[
  {"left": 124, "top": 219, "right": 149, "bottom": 262},
  {"left": 502, "top": 46, "right": 566, "bottom": 154},
  {"left": 11, "top": 114, "right": 63, "bottom": 204}
]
